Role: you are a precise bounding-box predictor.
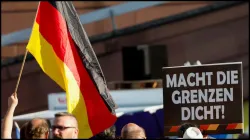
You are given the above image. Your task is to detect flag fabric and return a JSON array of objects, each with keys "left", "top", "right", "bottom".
[
  {"left": 26, "top": 1, "right": 117, "bottom": 138},
  {"left": 14, "top": 121, "right": 20, "bottom": 139}
]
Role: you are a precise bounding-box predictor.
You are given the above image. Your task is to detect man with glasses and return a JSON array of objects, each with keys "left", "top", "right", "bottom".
[{"left": 52, "top": 112, "right": 79, "bottom": 139}]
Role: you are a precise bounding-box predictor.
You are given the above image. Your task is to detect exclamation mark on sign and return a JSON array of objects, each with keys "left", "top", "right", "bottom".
[{"left": 221, "top": 105, "right": 225, "bottom": 119}]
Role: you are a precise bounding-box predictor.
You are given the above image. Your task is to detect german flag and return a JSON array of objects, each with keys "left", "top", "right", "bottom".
[{"left": 26, "top": 1, "right": 117, "bottom": 138}]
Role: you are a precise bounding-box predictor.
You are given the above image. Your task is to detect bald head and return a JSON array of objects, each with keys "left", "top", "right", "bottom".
[
  {"left": 31, "top": 118, "right": 46, "bottom": 127},
  {"left": 121, "top": 123, "right": 146, "bottom": 139},
  {"left": 24, "top": 118, "right": 49, "bottom": 139}
]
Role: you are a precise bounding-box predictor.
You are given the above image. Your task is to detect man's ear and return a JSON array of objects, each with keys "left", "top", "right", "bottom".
[
  {"left": 73, "top": 128, "right": 79, "bottom": 138},
  {"left": 75, "top": 128, "right": 79, "bottom": 135}
]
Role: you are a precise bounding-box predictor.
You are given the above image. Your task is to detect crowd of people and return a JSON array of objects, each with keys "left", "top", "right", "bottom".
[
  {"left": 1, "top": 93, "right": 249, "bottom": 139},
  {"left": 1, "top": 93, "right": 147, "bottom": 139}
]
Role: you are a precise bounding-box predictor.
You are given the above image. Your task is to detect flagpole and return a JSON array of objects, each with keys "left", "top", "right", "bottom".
[{"left": 14, "top": 49, "right": 29, "bottom": 95}]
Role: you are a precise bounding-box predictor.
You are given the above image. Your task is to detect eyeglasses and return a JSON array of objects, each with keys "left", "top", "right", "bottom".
[{"left": 51, "top": 125, "right": 76, "bottom": 131}]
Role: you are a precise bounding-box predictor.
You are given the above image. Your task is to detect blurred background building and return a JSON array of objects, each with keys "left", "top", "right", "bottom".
[{"left": 1, "top": 1, "right": 249, "bottom": 138}]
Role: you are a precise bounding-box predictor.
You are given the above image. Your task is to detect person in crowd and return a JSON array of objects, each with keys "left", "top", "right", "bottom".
[
  {"left": 182, "top": 127, "right": 203, "bottom": 139},
  {"left": 105, "top": 125, "right": 116, "bottom": 139},
  {"left": 1, "top": 93, "right": 50, "bottom": 139},
  {"left": 121, "top": 123, "right": 146, "bottom": 139},
  {"left": 177, "top": 123, "right": 216, "bottom": 139},
  {"left": 177, "top": 122, "right": 197, "bottom": 138},
  {"left": 52, "top": 112, "right": 79, "bottom": 139},
  {"left": 92, "top": 125, "right": 116, "bottom": 139},
  {"left": 1, "top": 93, "right": 18, "bottom": 139},
  {"left": 23, "top": 118, "right": 50, "bottom": 139}
]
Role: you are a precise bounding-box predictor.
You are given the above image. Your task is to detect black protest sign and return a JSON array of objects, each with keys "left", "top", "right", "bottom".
[{"left": 162, "top": 62, "right": 243, "bottom": 136}]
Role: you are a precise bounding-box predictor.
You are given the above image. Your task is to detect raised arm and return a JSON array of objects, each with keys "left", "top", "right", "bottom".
[{"left": 1, "top": 93, "right": 18, "bottom": 139}]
